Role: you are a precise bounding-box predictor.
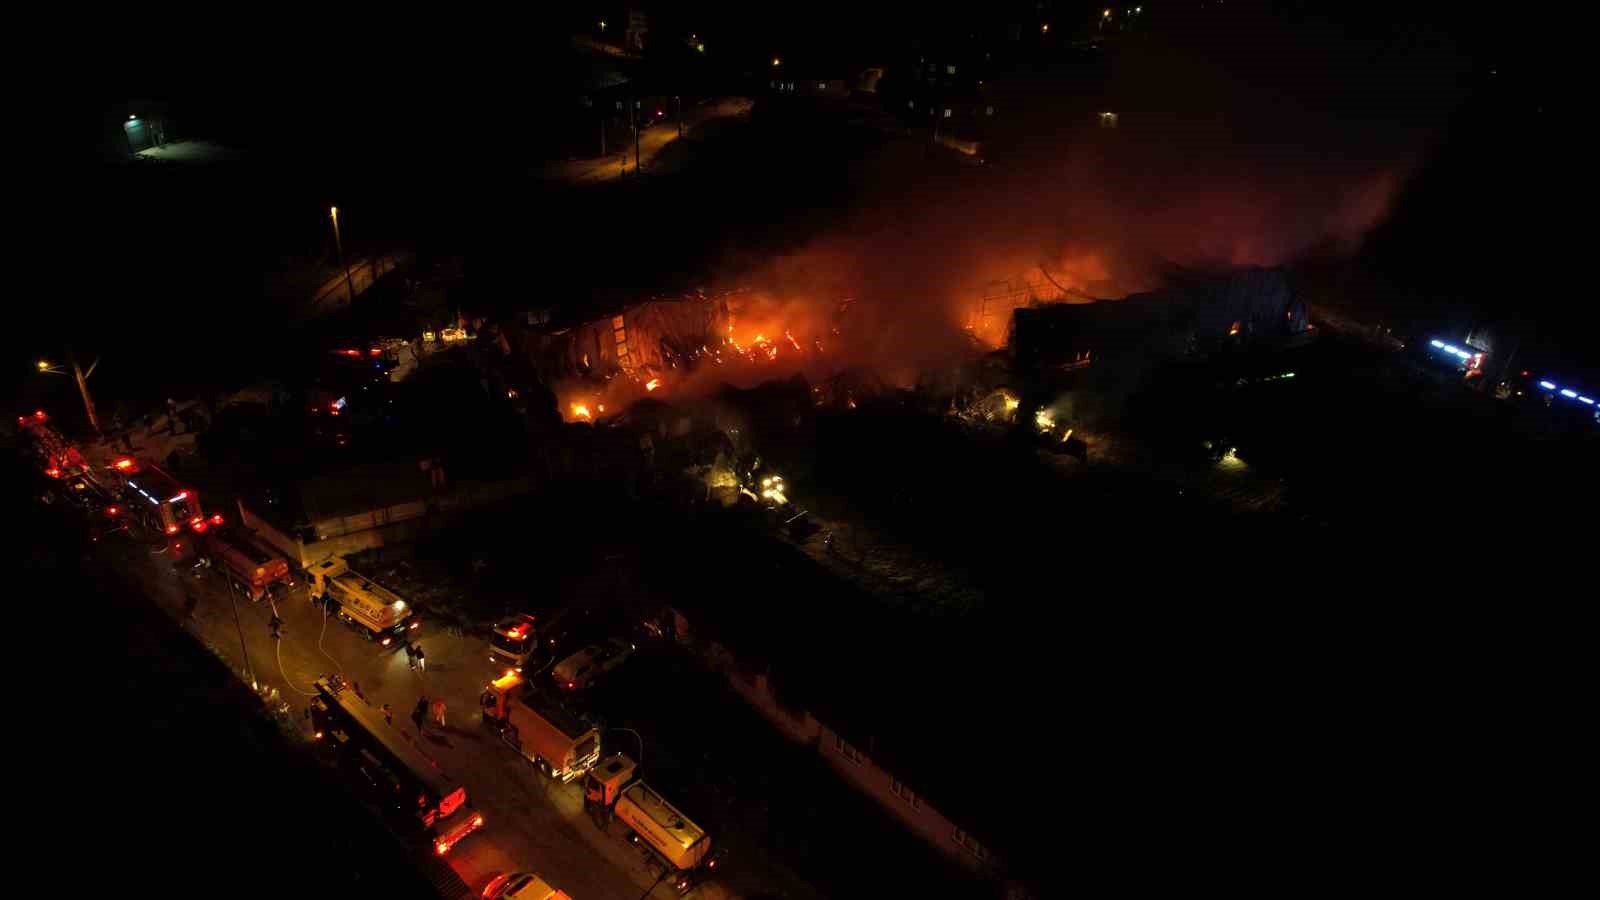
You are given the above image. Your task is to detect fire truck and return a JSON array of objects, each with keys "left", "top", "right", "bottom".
[
  {"left": 101, "top": 455, "right": 216, "bottom": 558},
  {"left": 584, "top": 753, "right": 723, "bottom": 894},
  {"left": 306, "top": 557, "right": 419, "bottom": 649},
  {"left": 17, "top": 410, "right": 91, "bottom": 480},
  {"left": 480, "top": 670, "right": 601, "bottom": 782},
  {"left": 310, "top": 676, "right": 485, "bottom": 856},
  {"left": 199, "top": 527, "right": 293, "bottom": 601}
]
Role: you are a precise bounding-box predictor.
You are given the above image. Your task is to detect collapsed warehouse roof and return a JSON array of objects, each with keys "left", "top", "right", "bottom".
[
  {"left": 525, "top": 293, "right": 730, "bottom": 383},
  {"left": 1010, "top": 267, "right": 1310, "bottom": 374}
]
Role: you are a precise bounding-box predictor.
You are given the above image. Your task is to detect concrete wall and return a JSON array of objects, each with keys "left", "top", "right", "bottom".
[
  {"left": 814, "top": 722, "right": 999, "bottom": 876},
  {"left": 691, "top": 633, "right": 1002, "bottom": 878},
  {"left": 238, "top": 473, "right": 537, "bottom": 570}
]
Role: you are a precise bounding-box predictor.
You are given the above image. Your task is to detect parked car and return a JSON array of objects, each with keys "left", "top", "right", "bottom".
[
  {"left": 552, "top": 638, "right": 636, "bottom": 691},
  {"left": 482, "top": 871, "right": 573, "bottom": 900}
]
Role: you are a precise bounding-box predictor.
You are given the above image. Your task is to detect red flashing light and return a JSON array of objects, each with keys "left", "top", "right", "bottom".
[
  {"left": 566, "top": 681, "right": 575, "bottom": 689},
  {"left": 113, "top": 457, "right": 135, "bottom": 471},
  {"left": 314, "top": 731, "right": 324, "bottom": 740},
  {"left": 191, "top": 521, "right": 208, "bottom": 533},
  {"left": 369, "top": 347, "right": 382, "bottom": 356},
  {"left": 336, "top": 348, "right": 361, "bottom": 358},
  {"left": 171, "top": 491, "right": 188, "bottom": 502},
  {"left": 107, "top": 506, "right": 120, "bottom": 516},
  {"left": 210, "top": 514, "right": 225, "bottom": 526},
  {"left": 1521, "top": 370, "right": 1530, "bottom": 377},
  {"left": 34, "top": 410, "right": 46, "bottom": 420},
  {"left": 44, "top": 467, "right": 62, "bottom": 478},
  {"left": 166, "top": 524, "right": 180, "bottom": 535},
  {"left": 409, "top": 620, "right": 420, "bottom": 629}
]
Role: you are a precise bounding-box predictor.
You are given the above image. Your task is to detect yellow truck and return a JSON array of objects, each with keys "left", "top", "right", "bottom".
[
  {"left": 584, "top": 753, "right": 723, "bottom": 894},
  {"left": 480, "top": 671, "right": 602, "bottom": 782},
  {"left": 306, "top": 556, "right": 419, "bottom": 649}
]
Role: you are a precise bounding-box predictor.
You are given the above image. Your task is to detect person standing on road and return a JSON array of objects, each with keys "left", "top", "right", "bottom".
[
  {"left": 431, "top": 698, "right": 446, "bottom": 728},
  {"left": 405, "top": 643, "right": 417, "bottom": 670},
  {"left": 381, "top": 703, "right": 393, "bottom": 725},
  {"left": 412, "top": 697, "right": 428, "bottom": 733},
  {"left": 413, "top": 643, "right": 426, "bottom": 672}
]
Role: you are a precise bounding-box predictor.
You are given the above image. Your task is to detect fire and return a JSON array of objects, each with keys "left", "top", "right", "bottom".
[
  {"left": 645, "top": 379, "right": 660, "bottom": 392},
  {"left": 571, "top": 403, "right": 592, "bottom": 420}
]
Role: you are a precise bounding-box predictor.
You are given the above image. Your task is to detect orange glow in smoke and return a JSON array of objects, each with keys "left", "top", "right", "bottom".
[{"left": 645, "top": 379, "right": 661, "bottom": 392}]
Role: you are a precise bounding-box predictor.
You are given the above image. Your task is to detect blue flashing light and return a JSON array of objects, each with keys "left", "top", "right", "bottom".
[
  {"left": 1560, "top": 389, "right": 1578, "bottom": 399},
  {"left": 1538, "top": 381, "right": 1557, "bottom": 390},
  {"left": 1580, "top": 396, "right": 1595, "bottom": 405},
  {"left": 1429, "top": 340, "right": 1444, "bottom": 348}
]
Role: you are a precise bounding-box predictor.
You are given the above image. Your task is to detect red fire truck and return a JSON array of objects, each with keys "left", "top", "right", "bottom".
[
  {"left": 17, "top": 410, "right": 91, "bottom": 481},
  {"left": 311, "top": 676, "right": 485, "bottom": 857},
  {"left": 199, "top": 527, "right": 294, "bottom": 601},
  {"left": 103, "top": 456, "right": 218, "bottom": 558}
]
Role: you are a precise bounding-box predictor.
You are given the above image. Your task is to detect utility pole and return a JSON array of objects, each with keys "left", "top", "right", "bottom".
[
  {"left": 227, "top": 585, "right": 258, "bottom": 691},
  {"left": 634, "top": 98, "right": 642, "bottom": 175},
  {"left": 676, "top": 95, "right": 683, "bottom": 138},
  {"left": 64, "top": 347, "right": 101, "bottom": 433},
  {"left": 330, "top": 206, "right": 357, "bottom": 304}
]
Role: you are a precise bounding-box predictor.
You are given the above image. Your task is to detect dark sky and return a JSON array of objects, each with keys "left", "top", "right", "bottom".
[{"left": 12, "top": 2, "right": 1589, "bottom": 408}]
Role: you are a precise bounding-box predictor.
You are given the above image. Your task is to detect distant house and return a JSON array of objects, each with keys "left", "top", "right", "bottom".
[{"left": 108, "top": 100, "right": 170, "bottom": 159}]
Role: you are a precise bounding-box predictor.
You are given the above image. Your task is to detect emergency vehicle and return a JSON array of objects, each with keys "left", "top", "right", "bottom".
[
  {"left": 310, "top": 676, "right": 485, "bottom": 856},
  {"left": 584, "top": 753, "right": 724, "bottom": 894},
  {"left": 480, "top": 670, "right": 601, "bottom": 782},
  {"left": 488, "top": 614, "right": 539, "bottom": 671},
  {"left": 199, "top": 527, "right": 293, "bottom": 601},
  {"left": 306, "top": 557, "right": 419, "bottom": 648},
  {"left": 101, "top": 455, "right": 216, "bottom": 558},
  {"left": 17, "top": 410, "right": 91, "bottom": 480}
]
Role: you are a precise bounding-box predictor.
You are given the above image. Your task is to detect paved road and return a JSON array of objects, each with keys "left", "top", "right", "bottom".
[
  {"left": 103, "top": 534, "right": 755, "bottom": 900},
  {"left": 543, "top": 98, "right": 753, "bottom": 184}
]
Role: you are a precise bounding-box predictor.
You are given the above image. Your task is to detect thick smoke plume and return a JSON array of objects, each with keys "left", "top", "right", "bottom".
[{"left": 709, "top": 7, "right": 1468, "bottom": 375}]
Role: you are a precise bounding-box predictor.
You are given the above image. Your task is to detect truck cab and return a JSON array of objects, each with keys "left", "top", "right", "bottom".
[{"left": 488, "top": 614, "right": 539, "bottom": 672}]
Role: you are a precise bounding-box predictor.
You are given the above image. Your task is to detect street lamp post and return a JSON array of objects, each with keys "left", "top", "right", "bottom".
[
  {"left": 36, "top": 350, "right": 101, "bottom": 433},
  {"left": 610, "top": 726, "right": 644, "bottom": 766},
  {"left": 226, "top": 581, "right": 258, "bottom": 691},
  {"left": 330, "top": 206, "right": 357, "bottom": 304}
]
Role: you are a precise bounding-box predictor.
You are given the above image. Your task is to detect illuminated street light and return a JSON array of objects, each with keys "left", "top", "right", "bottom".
[
  {"left": 772, "top": 57, "right": 781, "bottom": 67},
  {"left": 1103, "top": 7, "right": 1112, "bottom": 16},
  {"left": 1041, "top": 23, "right": 1050, "bottom": 34},
  {"left": 329, "top": 205, "right": 357, "bottom": 304},
  {"left": 32, "top": 351, "right": 101, "bottom": 432}
]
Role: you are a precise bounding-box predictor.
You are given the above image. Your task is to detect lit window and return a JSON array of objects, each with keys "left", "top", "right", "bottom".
[
  {"left": 889, "top": 777, "right": 921, "bottom": 809},
  {"left": 908, "top": 100, "right": 915, "bottom": 109},
  {"left": 953, "top": 827, "right": 989, "bottom": 860},
  {"left": 943, "top": 108, "right": 952, "bottom": 118},
  {"left": 986, "top": 106, "right": 995, "bottom": 116},
  {"left": 946, "top": 64, "right": 956, "bottom": 75},
  {"left": 833, "top": 735, "right": 865, "bottom": 765},
  {"left": 819, "top": 82, "right": 827, "bottom": 90}
]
